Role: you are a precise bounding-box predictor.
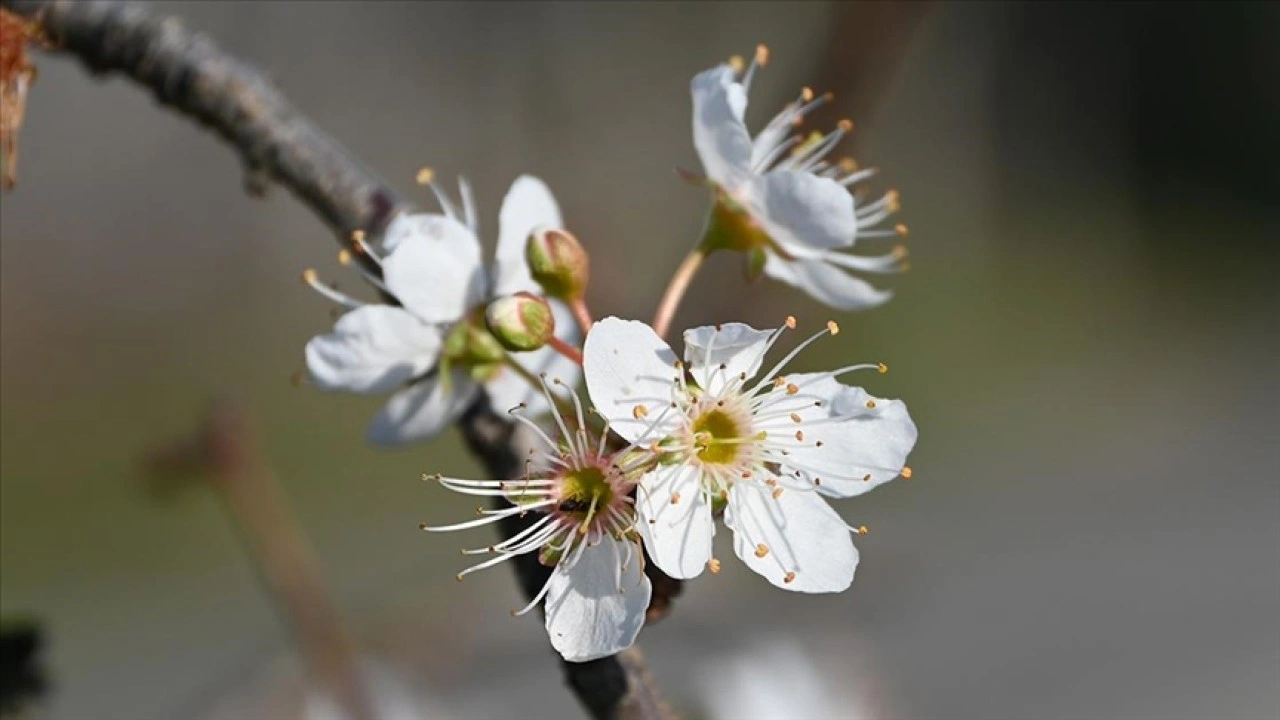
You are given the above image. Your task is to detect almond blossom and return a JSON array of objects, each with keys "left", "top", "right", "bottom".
[
  {"left": 302, "top": 175, "right": 579, "bottom": 445},
  {"left": 420, "top": 380, "right": 652, "bottom": 662},
  {"left": 689, "top": 45, "right": 907, "bottom": 311},
  {"left": 583, "top": 316, "right": 916, "bottom": 592}
]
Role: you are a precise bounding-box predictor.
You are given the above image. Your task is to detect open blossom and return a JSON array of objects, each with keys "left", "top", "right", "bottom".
[
  {"left": 421, "top": 381, "right": 652, "bottom": 662},
  {"left": 583, "top": 317, "right": 916, "bottom": 592},
  {"left": 691, "top": 45, "right": 907, "bottom": 310},
  {"left": 303, "top": 175, "right": 579, "bottom": 445}
]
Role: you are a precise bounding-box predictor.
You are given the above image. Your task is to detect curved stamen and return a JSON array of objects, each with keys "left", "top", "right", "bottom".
[{"left": 302, "top": 269, "right": 363, "bottom": 309}]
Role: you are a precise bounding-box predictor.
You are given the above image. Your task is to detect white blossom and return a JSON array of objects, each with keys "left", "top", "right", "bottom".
[
  {"left": 421, "top": 379, "right": 652, "bottom": 662},
  {"left": 691, "top": 46, "right": 908, "bottom": 310},
  {"left": 302, "top": 175, "right": 579, "bottom": 445},
  {"left": 583, "top": 316, "right": 916, "bottom": 591}
]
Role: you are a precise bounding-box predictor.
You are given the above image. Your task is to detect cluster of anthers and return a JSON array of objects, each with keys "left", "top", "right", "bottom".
[{"left": 421, "top": 375, "right": 656, "bottom": 662}]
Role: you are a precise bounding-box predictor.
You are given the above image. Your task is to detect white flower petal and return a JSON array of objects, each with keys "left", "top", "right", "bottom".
[
  {"left": 493, "top": 175, "right": 563, "bottom": 297},
  {"left": 691, "top": 65, "right": 753, "bottom": 188},
  {"left": 366, "top": 371, "right": 479, "bottom": 446},
  {"left": 381, "top": 214, "right": 484, "bottom": 323},
  {"left": 745, "top": 170, "right": 856, "bottom": 253},
  {"left": 763, "top": 253, "right": 893, "bottom": 311},
  {"left": 784, "top": 385, "right": 917, "bottom": 498},
  {"left": 583, "top": 317, "right": 680, "bottom": 444},
  {"left": 379, "top": 212, "right": 427, "bottom": 253},
  {"left": 637, "top": 464, "right": 714, "bottom": 579},
  {"left": 725, "top": 484, "right": 858, "bottom": 593},
  {"left": 683, "top": 323, "right": 773, "bottom": 394},
  {"left": 753, "top": 371, "right": 844, "bottom": 426},
  {"left": 544, "top": 537, "right": 651, "bottom": 662},
  {"left": 305, "top": 306, "right": 440, "bottom": 394}
]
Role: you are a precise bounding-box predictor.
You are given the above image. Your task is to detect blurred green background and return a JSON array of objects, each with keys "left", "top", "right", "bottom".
[{"left": 2, "top": 2, "right": 1277, "bottom": 719}]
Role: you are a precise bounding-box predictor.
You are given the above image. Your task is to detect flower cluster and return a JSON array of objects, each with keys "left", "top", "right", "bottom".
[{"left": 300, "top": 46, "right": 917, "bottom": 662}]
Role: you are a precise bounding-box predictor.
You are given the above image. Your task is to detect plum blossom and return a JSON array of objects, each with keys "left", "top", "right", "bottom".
[
  {"left": 421, "top": 380, "right": 652, "bottom": 662},
  {"left": 302, "top": 175, "right": 579, "bottom": 445},
  {"left": 583, "top": 316, "right": 916, "bottom": 592},
  {"left": 691, "top": 45, "right": 908, "bottom": 310}
]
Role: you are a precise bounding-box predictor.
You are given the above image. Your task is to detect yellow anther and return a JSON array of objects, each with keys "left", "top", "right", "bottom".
[
  {"left": 901, "top": 466, "right": 913, "bottom": 479},
  {"left": 632, "top": 404, "right": 649, "bottom": 419},
  {"left": 789, "top": 413, "right": 803, "bottom": 424},
  {"left": 878, "top": 363, "right": 889, "bottom": 374},
  {"left": 708, "top": 558, "right": 722, "bottom": 574},
  {"left": 839, "top": 157, "right": 859, "bottom": 173},
  {"left": 783, "top": 571, "right": 797, "bottom": 584},
  {"left": 895, "top": 224, "right": 910, "bottom": 237},
  {"left": 801, "top": 86, "right": 814, "bottom": 102},
  {"left": 415, "top": 167, "right": 435, "bottom": 185},
  {"left": 827, "top": 320, "right": 840, "bottom": 335},
  {"left": 301, "top": 268, "right": 318, "bottom": 284},
  {"left": 755, "top": 44, "right": 770, "bottom": 66},
  {"left": 772, "top": 487, "right": 784, "bottom": 499},
  {"left": 856, "top": 525, "right": 869, "bottom": 536},
  {"left": 885, "top": 189, "right": 901, "bottom": 213},
  {"left": 837, "top": 118, "right": 854, "bottom": 133},
  {"left": 866, "top": 400, "right": 877, "bottom": 409},
  {"left": 350, "top": 229, "right": 366, "bottom": 244},
  {"left": 728, "top": 55, "right": 745, "bottom": 73},
  {"left": 893, "top": 245, "right": 909, "bottom": 260},
  {"left": 754, "top": 543, "right": 769, "bottom": 558},
  {"left": 785, "top": 315, "right": 797, "bottom": 329},
  {"left": 795, "top": 430, "right": 804, "bottom": 442},
  {"left": 670, "top": 492, "right": 681, "bottom": 505},
  {"left": 337, "top": 249, "right": 353, "bottom": 265},
  {"left": 785, "top": 384, "right": 799, "bottom": 396}
]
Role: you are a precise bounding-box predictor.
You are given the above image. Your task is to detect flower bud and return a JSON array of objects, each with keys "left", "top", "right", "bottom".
[
  {"left": 484, "top": 292, "right": 555, "bottom": 352},
  {"left": 525, "top": 227, "right": 589, "bottom": 301}
]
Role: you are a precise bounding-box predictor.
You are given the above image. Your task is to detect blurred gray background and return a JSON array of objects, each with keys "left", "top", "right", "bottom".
[{"left": 2, "top": 2, "right": 1278, "bottom": 719}]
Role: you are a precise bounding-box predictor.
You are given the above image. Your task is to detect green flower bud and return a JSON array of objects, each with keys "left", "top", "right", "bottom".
[
  {"left": 525, "top": 227, "right": 589, "bottom": 301},
  {"left": 484, "top": 292, "right": 555, "bottom": 352}
]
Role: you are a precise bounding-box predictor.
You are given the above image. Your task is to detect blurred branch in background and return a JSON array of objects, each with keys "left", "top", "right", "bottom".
[
  {"left": 145, "top": 401, "right": 375, "bottom": 720},
  {"left": 3, "top": 0, "right": 668, "bottom": 716},
  {"left": 812, "top": 2, "right": 934, "bottom": 121}
]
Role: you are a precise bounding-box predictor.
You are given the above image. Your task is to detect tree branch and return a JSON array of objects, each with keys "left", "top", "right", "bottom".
[{"left": 2, "top": 1, "right": 668, "bottom": 717}]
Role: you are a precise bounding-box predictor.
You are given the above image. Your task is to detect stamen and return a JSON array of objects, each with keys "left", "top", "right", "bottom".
[
  {"left": 349, "top": 230, "right": 383, "bottom": 266},
  {"left": 301, "top": 268, "right": 362, "bottom": 309}
]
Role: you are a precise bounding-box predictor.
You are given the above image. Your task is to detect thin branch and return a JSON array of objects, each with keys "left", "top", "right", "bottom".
[
  {"left": 3, "top": 0, "right": 669, "bottom": 717},
  {"left": 145, "top": 400, "right": 376, "bottom": 720}
]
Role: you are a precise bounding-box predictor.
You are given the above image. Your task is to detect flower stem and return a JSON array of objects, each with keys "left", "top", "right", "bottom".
[
  {"left": 651, "top": 246, "right": 708, "bottom": 339},
  {"left": 548, "top": 336, "right": 584, "bottom": 366},
  {"left": 568, "top": 297, "right": 594, "bottom": 335}
]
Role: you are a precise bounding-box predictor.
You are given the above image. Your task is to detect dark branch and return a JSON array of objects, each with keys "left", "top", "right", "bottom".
[{"left": 2, "top": 1, "right": 668, "bottom": 717}]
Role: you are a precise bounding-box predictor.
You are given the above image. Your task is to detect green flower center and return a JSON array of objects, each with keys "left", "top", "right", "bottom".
[
  {"left": 557, "top": 466, "right": 613, "bottom": 517},
  {"left": 691, "top": 408, "right": 745, "bottom": 465},
  {"left": 701, "top": 192, "right": 773, "bottom": 253}
]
